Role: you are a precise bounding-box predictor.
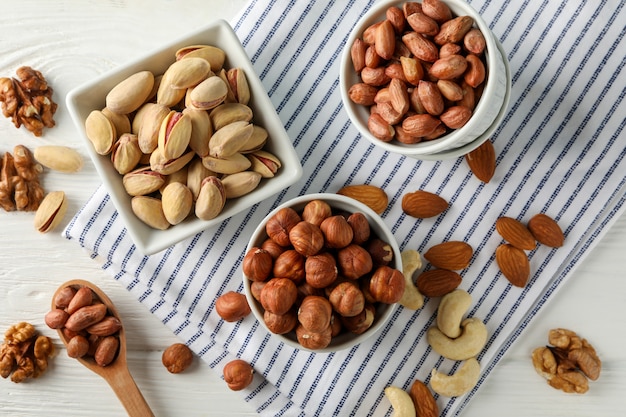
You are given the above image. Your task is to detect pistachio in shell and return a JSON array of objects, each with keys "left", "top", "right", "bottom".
[
  {"left": 183, "top": 108, "right": 213, "bottom": 157},
  {"left": 208, "top": 120, "right": 253, "bottom": 159},
  {"left": 248, "top": 151, "right": 281, "bottom": 178},
  {"left": 176, "top": 45, "right": 226, "bottom": 72},
  {"left": 156, "top": 70, "right": 187, "bottom": 107},
  {"left": 201, "top": 152, "right": 251, "bottom": 175},
  {"left": 187, "top": 157, "right": 215, "bottom": 200},
  {"left": 221, "top": 171, "right": 262, "bottom": 199},
  {"left": 34, "top": 145, "right": 83, "bottom": 173},
  {"left": 85, "top": 110, "right": 116, "bottom": 155},
  {"left": 131, "top": 196, "right": 170, "bottom": 230},
  {"left": 137, "top": 103, "right": 170, "bottom": 154},
  {"left": 163, "top": 57, "right": 211, "bottom": 90},
  {"left": 226, "top": 68, "right": 250, "bottom": 105},
  {"left": 34, "top": 191, "right": 68, "bottom": 233},
  {"left": 209, "top": 102, "right": 253, "bottom": 131},
  {"left": 189, "top": 76, "right": 228, "bottom": 110},
  {"left": 122, "top": 167, "right": 165, "bottom": 196},
  {"left": 158, "top": 111, "right": 192, "bottom": 160},
  {"left": 161, "top": 182, "right": 193, "bottom": 225},
  {"left": 102, "top": 107, "right": 131, "bottom": 137},
  {"left": 105, "top": 70, "right": 155, "bottom": 115},
  {"left": 150, "top": 149, "right": 195, "bottom": 176},
  {"left": 239, "top": 125, "right": 268, "bottom": 154},
  {"left": 195, "top": 176, "right": 226, "bottom": 220},
  {"left": 111, "top": 133, "right": 142, "bottom": 175}
]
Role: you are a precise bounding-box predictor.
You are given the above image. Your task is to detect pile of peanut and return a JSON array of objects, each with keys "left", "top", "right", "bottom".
[
  {"left": 348, "top": 0, "right": 487, "bottom": 144},
  {"left": 45, "top": 285, "right": 122, "bottom": 367}
]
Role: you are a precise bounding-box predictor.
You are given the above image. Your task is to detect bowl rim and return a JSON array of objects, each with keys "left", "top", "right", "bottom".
[
  {"left": 65, "top": 19, "right": 303, "bottom": 255},
  {"left": 340, "top": 0, "right": 506, "bottom": 157},
  {"left": 242, "top": 193, "right": 401, "bottom": 353}
]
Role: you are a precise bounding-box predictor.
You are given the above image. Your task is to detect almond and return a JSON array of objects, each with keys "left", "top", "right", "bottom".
[
  {"left": 416, "top": 269, "right": 462, "bottom": 297},
  {"left": 465, "top": 139, "right": 496, "bottom": 183},
  {"left": 336, "top": 184, "right": 388, "bottom": 215},
  {"left": 496, "top": 216, "right": 536, "bottom": 250},
  {"left": 495, "top": 243, "right": 530, "bottom": 287},
  {"left": 410, "top": 379, "right": 439, "bottom": 417},
  {"left": 527, "top": 213, "right": 565, "bottom": 247},
  {"left": 401, "top": 190, "right": 448, "bottom": 218},
  {"left": 424, "top": 241, "right": 473, "bottom": 270}
]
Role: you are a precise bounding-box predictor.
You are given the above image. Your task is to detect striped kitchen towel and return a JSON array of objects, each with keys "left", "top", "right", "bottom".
[{"left": 65, "top": 0, "right": 626, "bottom": 415}]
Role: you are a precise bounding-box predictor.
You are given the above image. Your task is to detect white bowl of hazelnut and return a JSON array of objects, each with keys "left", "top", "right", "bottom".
[
  {"left": 340, "top": 0, "right": 511, "bottom": 159},
  {"left": 242, "top": 193, "right": 403, "bottom": 352}
]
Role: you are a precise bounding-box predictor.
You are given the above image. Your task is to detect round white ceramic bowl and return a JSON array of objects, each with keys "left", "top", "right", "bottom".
[
  {"left": 243, "top": 193, "right": 401, "bottom": 352},
  {"left": 340, "top": 0, "right": 511, "bottom": 159}
]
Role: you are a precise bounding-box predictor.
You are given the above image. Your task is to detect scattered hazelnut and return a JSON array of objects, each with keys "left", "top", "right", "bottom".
[
  {"left": 260, "top": 278, "right": 298, "bottom": 315},
  {"left": 242, "top": 247, "right": 273, "bottom": 282},
  {"left": 369, "top": 266, "right": 406, "bottom": 303},
  {"left": 289, "top": 221, "right": 325, "bottom": 256},
  {"left": 298, "top": 296, "right": 332, "bottom": 333},
  {"left": 223, "top": 359, "right": 254, "bottom": 391},
  {"left": 162, "top": 343, "right": 194, "bottom": 374},
  {"left": 302, "top": 199, "right": 332, "bottom": 226},
  {"left": 320, "top": 215, "right": 354, "bottom": 248},
  {"left": 215, "top": 291, "right": 251, "bottom": 322},
  {"left": 266, "top": 207, "right": 301, "bottom": 246}
]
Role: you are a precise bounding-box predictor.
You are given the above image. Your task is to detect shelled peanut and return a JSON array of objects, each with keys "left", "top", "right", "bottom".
[
  {"left": 45, "top": 285, "right": 122, "bottom": 367},
  {"left": 244, "top": 199, "right": 405, "bottom": 350},
  {"left": 85, "top": 44, "right": 282, "bottom": 230},
  {"left": 348, "top": 0, "right": 487, "bottom": 144}
]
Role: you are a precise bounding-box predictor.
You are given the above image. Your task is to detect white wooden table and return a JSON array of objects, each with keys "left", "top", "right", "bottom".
[{"left": 1, "top": 1, "right": 624, "bottom": 416}]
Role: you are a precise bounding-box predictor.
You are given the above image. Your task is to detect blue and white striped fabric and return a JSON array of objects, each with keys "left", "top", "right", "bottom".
[{"left": 65, "top": 0, "right": 626, "bottom": 415}]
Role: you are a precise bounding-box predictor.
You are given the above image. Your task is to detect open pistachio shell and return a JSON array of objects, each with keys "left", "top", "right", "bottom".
[
  {"left": 137, "top": 103, "right": 170, "bottom": 154},
  {"left": 189, "top": 76, "right": 228, "bottom": 110},
  {"left": 150, "top": 149, "right": 195, "bottom": 176},
  {"left": 102, "top": 108, "right": 131, "bottom": 137},
  {"left": 111, "top": 133, "right": 142, "bottom": 175},
  {"left": 187, "top": 158, "right": 215, "bottom": 200},
  {"left": 85, "top": 110, "right": 116, "bottom": 155},
  {"left": 176, "top": 45, "right": 226, "bottom": 72},
  {"left": 239, "top": 125, "right": 268, "bottom": 154},
  {"left": 201, "top": 152, "right": 251, "bottom": 175},
  {"left": 209, "top": 102, "right": 253, "bottom": 131},
  {"left": 122, "top": 167, "right": 165, "bottom": 196},
  {"left": 248, "top": 150, "right": 281, "bottom": 178},
  {"left": 183, "top": 108, "right": 213, "bottom": 157},
  {"left": 195, "top": 176, "right": 226, "bottom": 220},
  {"left": 208, "top": 120, "right": 253, "bottom": 158},
  {"left": 158, "top": 111, "right": 192, "bottom": 160},
  {"left": 105, "top": 70, "right": 155, "bottom": 115},
  {"left": 34, "top": 191, "right": 68, "bottom": 233}
]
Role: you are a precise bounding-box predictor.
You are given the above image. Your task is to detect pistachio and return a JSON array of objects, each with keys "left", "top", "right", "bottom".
[
  {"left": 187, "top": 158, "right": 215, "bottom": 200},
  {"left": 195, "top": 176, "right": 226, "bottom": 220},
  {"left": 136, "top": 103, "right": 170, "bottom": 154},
  {"left": 34, "top": 145, "right": 83, "bottom": 173},
  {"left": 161, "top": 182, "right": 193, "bottom": 225},
  {"left": 105, "top": 70, "right": 155, "bottom": 115},
  {"left": 85, "top": 110, "right": 116, "bottom": 155},
  {"left": 160, "top": 165, "right": 188, "bottom": 193},
  {"left": 248, "top": 150, "right": 281, "bottom": 178},
  {"left": 162, "top": 57, "right": 211, "bottom": 90},
  {"left": 156, "top": 70, "right": 187, "bottom": 107},
  {"left": 209, "top": 102, "right": 253, "bottom": 131},
  {"left": 150, "top": 149, "right": 195, "bottom": 176},
  {"left": 221, "top": 171, "right": 262, "bottom": 198},
  {"left": 226, "top": 68, "right": 250, "bottom": 105},
  {"left": 158, "top": 111, "right": 192, "bottom": 160},
  {"left": 239, "top": 125, "right": 268, "bottom": 153},
  {"left": 111, "top": 133, "right": 142, "bottom": 175},
  {"left": 131, "top": 196, "right": 170, "bottom": 230},
  {"left": 201, "top": 152, "right": 251, "bottom": 174},
  {"left": 189, "top": 76, "right": 228, "bottom": 110},
  {"left": 183, "top": 108, "right": 213, "bottom": 157},
  {"left": 34, "top": 191, "right": 68, "bottom": 233},
  {"left": 208, "top": 120, "right": 253, "bottom": 158},
  {"left": 122, "top": 167, "right": 165, "bottom": 196},
  {"left": 102, "top": 108, "right": 131, "bottom": 136},
  {"left": 175, "top": 45, "right": 226, "bottom": 72}
]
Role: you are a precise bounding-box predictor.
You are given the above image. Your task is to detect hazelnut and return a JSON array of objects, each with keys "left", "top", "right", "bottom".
[
  {"left": 261, "top": 237, "right": 285, "bottom": 259},
  {"left": 297, "top": 282, "right": 325, "bottom": 301},
  {"left": 341, "top": 304, "right": 375, "bottom": 334},
  {"left": 369, "top": 266, "right": 406, "bottom": 303},
  {"left": 320, "top": 215, "right": 354, "bottom": 248},
  {"left": 367, "top": 238, "right": 394, "bottom": 266},
  {"left": 302, "top": 199, "right": 332, "bottom": 226},
  {"left": 250, "top": 281, "right": 266, "bottom": 301},
  {"left": 330, "top": 312, "right": 343, "bottom": 337},
  {"left": 328, "top": 281, "right": 365, "bottom": 317},
  {"left": 223, "top": 359, "right": 254, "bottom": 391},
  {"left": 260, "top": 278, "right": 298, "bottom": 315},
  {"left": 295, "top": 324, "right": 332, "bottom": 350},
  {"left": 305, "top": 252, "right": 338, "bottom": 288},
  {"left": 273, "top": 249, "right": 305, "bottom": 284},
  {"left": 347, "top": 212, "right": 370, "bottom": 245},
  {"left": 263, "top": 309, "right": 297, "bottom": 334},
  {"left": 297, "top": 296, "right": 332, "bottom": 333},
  {"left": 337, "top": 244, "right": 373, "bottom": 279},
  {"left": 242, "top": 247, "right": 273, "bottom": 282},
  {"left": 215, "top": 291, "right": 251, "bottom": 322},
  {"left": 266, "top": 207, "right": 301, "bottom": 246},
  {"left": 162, "top": 343, "right": 194, "bottom": 374},
  {"left": 289, "top": 221, "right": 324, "bottom": 256}
]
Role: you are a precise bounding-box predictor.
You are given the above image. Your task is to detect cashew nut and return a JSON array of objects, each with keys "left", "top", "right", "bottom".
[
  {"left": 384, "top": 386, "right": 416, "bottom": 417},
  {"left": 399, "top": 249, "right": 424, "bottom": 310},
  {"left": 427, "top": 317, "right": 488, "bottom": 360},
  {"left": 430, "top": 358, "right": 481, "bottom": 397},
  {"left": 436, "top": 289, "right": 472, "bottom": 338}
]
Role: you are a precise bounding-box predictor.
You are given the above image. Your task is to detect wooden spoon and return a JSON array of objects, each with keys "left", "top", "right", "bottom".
[{"left": 53, "top": 279, "right": 155, "bottom": 417}]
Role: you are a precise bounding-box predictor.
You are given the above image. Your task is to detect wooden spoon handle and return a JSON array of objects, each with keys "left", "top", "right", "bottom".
[{"left": 107, "top": 365, "right": 155, "bottom": 417}]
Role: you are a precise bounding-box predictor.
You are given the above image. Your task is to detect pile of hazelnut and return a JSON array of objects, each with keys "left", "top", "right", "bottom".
[{"left": 244, "top": 199, "right": 406, "bottom": 350}]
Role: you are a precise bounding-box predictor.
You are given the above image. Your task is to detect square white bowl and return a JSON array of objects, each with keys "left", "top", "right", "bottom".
[{"left": 66, "top": 20, "right": 303, "bottom": 255}]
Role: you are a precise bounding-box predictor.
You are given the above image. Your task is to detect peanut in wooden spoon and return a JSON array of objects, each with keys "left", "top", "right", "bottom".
[{"left": 52, "top": 279, "right": 154, "bottom": 417}]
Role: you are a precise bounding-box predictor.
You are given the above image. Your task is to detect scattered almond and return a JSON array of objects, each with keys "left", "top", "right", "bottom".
[
  {"left": 495, "top": 216, "right": 536, "bottom": 251},
  {"left": 495, "top": 243, "right": 530, "bottom": 287},
  {"left": 527, "top": 213, "right": 565, "bottom": 248},
  {"left": 336, "top": 184, "right": 388, "bottom": 215},
  {"left": 416, "top": 269, "right": 462, "bottom": 297},
  {"left": 401, "top": 190, "right": 448, "bottom": 218},
  {"left": 409, "top": 379, "right": 439, "bottom": 417},
  {"left": 423, "top": 241, "right": 473, "bottom": 270},
  {"left": 465, "top": 140, "right": 496, "bottom": 183}
]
